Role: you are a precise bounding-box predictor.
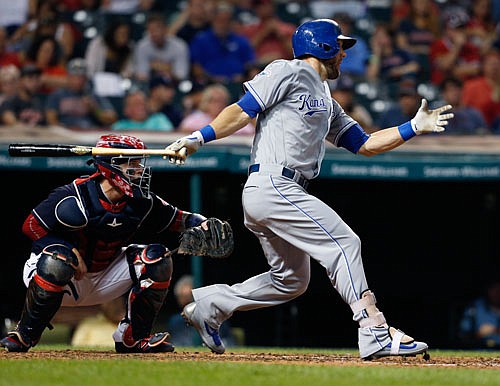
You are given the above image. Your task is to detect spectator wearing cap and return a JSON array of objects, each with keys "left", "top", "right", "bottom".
[
  {"left": 133, "top": 13, "right": 190, "bottom": 84},
  {"left": 0, "top": 64, "right": 45, "bottom": 126},
  {"left": 190, "top": 2, "right": 256, "bottom": 84},
  {"left": 432, "top": 77, "right": 488, "bottom": 135},
  {"left": 330, "top": 75, "right": 374, "bottom": 133},
  {"left": 237, "top": 0, "right": 296, "bottom": 65},
  {"left": 375, "top": 79, "right": 421, "bottom": 130},
  {"left": 111, "top": 89, "right": 173, "bottom": 131},
  {"left": 429, "top": 12, "right": 481, "bottom": 86},
  {"left": 147, "top": 76, "right": 183, "bottom": 128},
  {"left": 45, "top": 58, "right": 118, "bottom": 129}
]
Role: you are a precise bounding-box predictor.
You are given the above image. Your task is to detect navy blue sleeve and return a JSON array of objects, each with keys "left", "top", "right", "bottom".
[
  {"left": 338, "top": 123, "right": 370, "bottom": 154},
  {"left": 32, "top": 184, "right": 77, "bottom": 231},
  {"left": 236, "top": 92, "right": 263, "bottom": 118},
  {"left": 138, "top": 193, "right": 179, "bottom": 234}
]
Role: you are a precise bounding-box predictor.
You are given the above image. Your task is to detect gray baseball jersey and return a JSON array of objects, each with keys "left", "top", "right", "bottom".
[
  {"left": 243, "top": 59, "right": 357, "bottom": 179},
  {"left": 191, "top": 58, "right": 387, "bottom": 356}
]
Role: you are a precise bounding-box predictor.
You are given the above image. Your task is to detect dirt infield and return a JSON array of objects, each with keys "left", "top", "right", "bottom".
[{"left": 2, "top": 350, "right": 499, "bottom": 368}]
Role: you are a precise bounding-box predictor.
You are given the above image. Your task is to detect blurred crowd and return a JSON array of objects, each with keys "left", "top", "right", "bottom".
[{"left": 0, "top": 0, "right": 499, "bottom": 135}]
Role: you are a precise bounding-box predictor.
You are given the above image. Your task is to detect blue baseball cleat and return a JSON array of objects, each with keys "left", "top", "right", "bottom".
[
  {"left": 181, "top": 302, "right": 225, "bottom": 354},
  {"left": 362, "top": 327, "right": 430, "bottom": 360}
]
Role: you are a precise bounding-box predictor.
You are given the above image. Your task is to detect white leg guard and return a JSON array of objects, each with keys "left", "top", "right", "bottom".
[
  {"left": 351, "top": 290, "right": 390, "bottom": 358},
  {"left": 351, "top": 290, "right": 429, "bottom": 359},
  {"left": 349, "top": 290, "right": 387, "bottom": 328}
]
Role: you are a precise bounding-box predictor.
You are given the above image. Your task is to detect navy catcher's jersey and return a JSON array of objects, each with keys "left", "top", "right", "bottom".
[{"left": 23, "top": 173, "right": 180, "bottom": 272}]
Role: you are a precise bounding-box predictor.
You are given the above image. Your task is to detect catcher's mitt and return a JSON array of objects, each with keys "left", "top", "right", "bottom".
[{"left": 177, "top": 218, "right": 234, "bottom": 259}]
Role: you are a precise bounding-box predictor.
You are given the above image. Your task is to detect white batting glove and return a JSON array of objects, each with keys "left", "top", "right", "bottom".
[
  {"left": 165, "top": 131, "right": 204, "bottom": 165},
  {"left": 411, "top": 99, "right": 454, "bottom": 134}
]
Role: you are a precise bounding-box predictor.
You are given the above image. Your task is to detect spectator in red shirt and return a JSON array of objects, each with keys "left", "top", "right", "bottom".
[
  {"left": 23, "top": 35, "right": 68, "bottom": 95},
  {"left": 238, "top": 0, "right": 296, "bottom": 65},
  {"left": 461, "top": 51, "right": 500, "bottom": 128},
  {"left": 429, "top": 13, "right": 481, "bottom": 85}
]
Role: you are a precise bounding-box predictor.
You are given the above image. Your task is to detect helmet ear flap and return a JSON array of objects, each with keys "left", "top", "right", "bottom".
[{"left": 319, "top": 43, "right": 333, "bottom": 54}]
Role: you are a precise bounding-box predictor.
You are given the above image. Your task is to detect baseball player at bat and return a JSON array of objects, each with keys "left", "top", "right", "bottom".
[
  {"left": 0, "top": 134, "right": 228, "bottom": 353},
  {"left": 165, "top": 19, "right": 454, "bottom": 359}
]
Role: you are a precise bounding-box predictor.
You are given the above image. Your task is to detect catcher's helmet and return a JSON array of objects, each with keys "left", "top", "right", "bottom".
[
  {"left": 93, "top": 134, "right": 151, "bottom": 199},
  {"left": 292, "top": 19, "right": 356, "bottom": 60}
]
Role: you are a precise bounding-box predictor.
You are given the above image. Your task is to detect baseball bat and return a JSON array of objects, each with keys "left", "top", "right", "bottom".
[{"left": 8, "top": 143, "right": 178, "bottom": 157}]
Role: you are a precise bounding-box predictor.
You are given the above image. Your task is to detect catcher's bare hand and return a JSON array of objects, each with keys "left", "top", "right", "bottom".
[
  {"left": 411, "top": 99, "right": 454, "bottom": 134},
  {"left": 177, "top": 218, "right": 234, "bottom": 259},
  {"left": 72, "top": 248, "right": 87, "bottom": 280}
]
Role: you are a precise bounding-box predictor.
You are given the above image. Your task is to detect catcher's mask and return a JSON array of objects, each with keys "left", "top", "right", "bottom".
[
  {"left": 92, "top": 134, "right": 151, "bottom": 199},
  {"left": 292, "top": 18, "right": 356, "bottom": 60}
]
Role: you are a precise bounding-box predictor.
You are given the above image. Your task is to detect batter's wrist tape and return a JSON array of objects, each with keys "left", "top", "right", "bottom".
[
  {"left": 199, "top": 124, "right": 216, "bottom": 143},
  {"left": 398, "top": 120, "right": 417, "bottom": 141}
]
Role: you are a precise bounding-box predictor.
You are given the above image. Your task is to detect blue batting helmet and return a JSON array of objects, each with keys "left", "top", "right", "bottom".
[{"left": 292, "top": 19, "right": 356, "bottom": 59}]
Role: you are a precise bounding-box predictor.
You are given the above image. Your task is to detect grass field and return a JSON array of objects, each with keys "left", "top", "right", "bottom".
[{"left": 0, "top": 346, "right": 498, "bottom": 386}]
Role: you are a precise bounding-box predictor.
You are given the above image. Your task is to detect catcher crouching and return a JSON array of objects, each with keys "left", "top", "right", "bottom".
[{"left": 0, "top": 134, "right": 233, "bottom": 353}]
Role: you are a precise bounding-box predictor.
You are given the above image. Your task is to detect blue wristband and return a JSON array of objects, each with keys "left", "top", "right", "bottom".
[
  {"left": 398, "top": 121, "right": 416, "bottom": 141},
  {"left": 199, "top": 125, "right": 216, "bottom": 143}
]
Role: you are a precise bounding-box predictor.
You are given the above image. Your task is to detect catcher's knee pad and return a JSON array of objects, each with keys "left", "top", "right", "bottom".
[
  {"left": 127, "top": 244, "right": 173, "bottom": 290},
  {"left": 124, "top": 244, "right": 172, "bottom": 342},
  {"left": 36, "top": 244, "right": 78, "bottom": 288}
]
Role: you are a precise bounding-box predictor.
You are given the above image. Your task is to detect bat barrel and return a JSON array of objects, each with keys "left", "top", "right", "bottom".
[{"left": 8, "top": 144, "right": 92, "bottom": 157}]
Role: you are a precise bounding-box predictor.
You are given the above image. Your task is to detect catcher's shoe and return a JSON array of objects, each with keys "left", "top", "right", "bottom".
[
  {"left": 0, "top": 330, "right": 35, "bottom": 353},
  {"left": 362, "top": 327, "right": 429, "bottom": 360},
  {"left": 181, "top": 302, "right": 225, "bottom": 354},
  {"left": 113, "top": 321, "right": 175, "bottom": 353}
]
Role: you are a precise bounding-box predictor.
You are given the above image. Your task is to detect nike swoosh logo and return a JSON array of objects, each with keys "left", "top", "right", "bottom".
[
  {"left": 204, "top": 322, "right": 222, "bottom": 346},
  {"left": 304, "top": 109, "right": 327, "bottom": 116}
]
